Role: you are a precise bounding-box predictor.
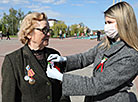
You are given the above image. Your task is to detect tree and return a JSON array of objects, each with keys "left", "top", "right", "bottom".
[
  {"left": 51, "top": 21, "right": 67, "bottom": 37},
  {"left": 0, "top": 13, "right": 8, "bottom": 34},
  {"left": 70, "top": 24, "right": 78, "bottom": 36},
  {"left": 79, "top": 22, "right": 85, "bottom": 28},
  {"left": 17, "top": 9, "right": 24, "bottom": 30},
  {"left": 8, "top": 8, "right": 18, "bottom": 35},
  {"left": 0, "top": 8, "right": 24, "bottom": 35},
  {"left": 66, "top": 26, "right": 71, "bottom": 37}
]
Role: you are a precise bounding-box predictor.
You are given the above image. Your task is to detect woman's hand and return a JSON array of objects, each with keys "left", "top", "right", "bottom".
[
  {"left": 46, "top": 64, "right": 63, "bottom": 81},
  {"left": 47, "top": 54, "right": 67, "bottom": 62}
]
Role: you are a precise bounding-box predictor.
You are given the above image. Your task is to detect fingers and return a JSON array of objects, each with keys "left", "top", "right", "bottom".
[
  {"left": 47, "top": 54, "right": 59, "bottom": 61},
  {"left": 50, "top": 58, "right": 59, "bottom": 62},
  {"left": 47, "top": 64, "right": 51, "bottom": 70},
  {"left": 46, "top": 64, "right": 53, "bottom": 76},
  {"left": 46, "top": 63, "right": 63, "bottom": 81},
  {"left": 47, "top": 64, "right": 58, "bottom": 72}
]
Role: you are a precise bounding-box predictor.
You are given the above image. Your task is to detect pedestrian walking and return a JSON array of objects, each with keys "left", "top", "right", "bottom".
[
  {"left": 6, "top": 30, "right": 10, "bottom": 40},
  {"left": 0, "top": 31, "right": 3, "bottom": 40},
  {"left": 59, "top": 30, "right": 63, "bottom": 39},
  {"left": 97, "top": 30, "right": 101, "bottom": 41}
]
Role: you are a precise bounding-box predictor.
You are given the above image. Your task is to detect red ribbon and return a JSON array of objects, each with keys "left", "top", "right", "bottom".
[
  {"left": 54, "top": 65, "right": 60, "bottom": 72},
  {"left": 96, "top": 57, "right": 107, "bottom": 72},
  {"left": 96, "top": 63, "right": 104, "bottom": 72},
  {"left": 48, "top": 61, "right": 60, "bottom": 72}
]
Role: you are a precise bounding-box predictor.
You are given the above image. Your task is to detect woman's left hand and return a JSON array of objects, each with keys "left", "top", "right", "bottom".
[{"left": 46, "top": 64, "right": 63, "bottom": 81}]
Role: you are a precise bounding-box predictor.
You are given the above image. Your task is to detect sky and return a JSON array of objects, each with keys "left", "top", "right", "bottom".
[{"left": 0, "top": 0, "right": 138, "bottom": 30}]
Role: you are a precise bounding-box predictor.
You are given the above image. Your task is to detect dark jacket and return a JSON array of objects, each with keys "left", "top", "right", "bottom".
[
  {"left": 1, "top": 45, "right": 70, "bottom": 102},
  {"left": 62, "top": 41, "right": 138, "bottom": 102}
]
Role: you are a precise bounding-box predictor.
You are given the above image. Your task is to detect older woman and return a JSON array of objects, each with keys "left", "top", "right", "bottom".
[
  {"left": 1, "top": 12, "right": 70, "bottom": 102},
  {"left": 47, "top": 2, "right": 138, "bottom": 102}
]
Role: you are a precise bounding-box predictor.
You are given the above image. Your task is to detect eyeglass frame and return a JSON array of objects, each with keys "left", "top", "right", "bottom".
[{"left": 34, "top": 26, "right": 52, "bottom": 36}]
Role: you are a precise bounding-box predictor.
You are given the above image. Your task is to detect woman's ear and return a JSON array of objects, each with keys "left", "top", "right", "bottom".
[{"left": 27, "top": 30, "right": 34, "bottom": 39}]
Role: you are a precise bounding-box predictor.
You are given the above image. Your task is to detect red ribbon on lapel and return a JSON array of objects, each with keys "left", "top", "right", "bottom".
[{"left": 96, "top": 57, "right": 108, "bottom": 72}]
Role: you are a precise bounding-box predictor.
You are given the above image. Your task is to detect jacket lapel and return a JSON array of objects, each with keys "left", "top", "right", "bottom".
[
  {"left": 104, "top": 40, "right": 125, "bottom": 57},
  {"left": 22, "top": 45, "right": 49, "bottom": 81},
  {"left": 93, "top": 41, "right": 125, "bottom": 73},
  {"left": 93, "top": 47, "right": 105, "bottom": 72}
]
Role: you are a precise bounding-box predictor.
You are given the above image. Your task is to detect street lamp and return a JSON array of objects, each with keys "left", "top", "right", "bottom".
[
  {"left": 113, "top": 0, "right": 122, "bottom": 4},
  {"left": 113, "top": 0, "right": 115, "bottom": 5}
]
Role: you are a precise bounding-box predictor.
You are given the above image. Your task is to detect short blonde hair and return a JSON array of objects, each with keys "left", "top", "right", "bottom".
[
  {"left": 18, "top": 12, "right": 48, "bottom": 44},
  {"left": 102, "top": 2, "right": 138, "bottom": 51}
]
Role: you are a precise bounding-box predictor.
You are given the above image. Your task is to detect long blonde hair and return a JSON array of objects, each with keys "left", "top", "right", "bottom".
[
  {"left": 18, "top": 12, "right": 48, "bottom": 44},
  {"left": 102, "top": 1, "right": 138, "bottom": 51}
]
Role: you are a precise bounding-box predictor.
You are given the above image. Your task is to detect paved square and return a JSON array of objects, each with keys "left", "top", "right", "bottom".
[{"left": 0, "top": 37, "right": 138, "bottom": 102}]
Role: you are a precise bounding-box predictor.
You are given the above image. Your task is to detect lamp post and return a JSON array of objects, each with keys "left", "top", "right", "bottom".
[
  {"left": 113, "top": 0, "right": 115, "bottom": 5},
  {"left": 113, "top": 0, "right": 122, "bottom": 4}
]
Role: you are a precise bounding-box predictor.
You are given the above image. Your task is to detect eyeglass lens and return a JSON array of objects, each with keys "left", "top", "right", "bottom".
[
  {"left": 42, "top": 27, "right": 49, "bottom": 35},
  {"left": 36, "top": 26, "right": 50, "bottom": 35}
]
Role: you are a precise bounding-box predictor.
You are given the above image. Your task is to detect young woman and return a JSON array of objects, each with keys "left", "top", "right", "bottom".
[{"left": 47, "top": 2, "right": 138, "bottom": 102}]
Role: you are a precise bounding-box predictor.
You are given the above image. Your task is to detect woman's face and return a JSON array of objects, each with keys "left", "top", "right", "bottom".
[
  {"left": 28, "top": 20, "right": 50, "bottom": 50},
  {"left": 105, "top": 16, "right": 117, "bottom": 28},
  {"left": 104, "top": 16, "right": 119, "bottom": 39}
]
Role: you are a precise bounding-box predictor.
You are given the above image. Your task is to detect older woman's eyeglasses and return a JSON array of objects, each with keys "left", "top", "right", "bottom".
[{"left": 35, "top": 26, "right": 51, "bottom": 36}]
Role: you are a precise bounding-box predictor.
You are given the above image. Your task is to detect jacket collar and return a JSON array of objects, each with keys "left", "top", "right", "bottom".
[
  {"left": 104, "top": 40, "right": 125, "bottom": 57},
  {"left": 22, "top": 44, "right": 49, "bottom": 81}
]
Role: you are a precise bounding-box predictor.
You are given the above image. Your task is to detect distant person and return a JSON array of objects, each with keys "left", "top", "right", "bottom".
[
  {"left": 1, "top": 12, "right": 71, "bottom": 102},
  {"left": 97, "top": 30, "right": 101, "bottom": 41},
  {"left": 77, "top": 32, "right": 79, "bottom": 39},
  {"left": 0, "top": 31, "right": 3, "bottom": 40},
  {"left": 74, "top": 33, "right": 76, "bottom": 37},
  {"left": 6, "top": 30, "right": 10, "bottom": 40},
  {"left": 59, "top": 30, "right": 63, "bottom": 39},
  {"left": 47, "top": 2, "right": 138, "bottom": 102},
  {"left": 85, "top": 33, "right": 88, "bottom": 37},
  {"left": 90, "top": 30, "right": 93, "bottom": 36},
  {"left": 63, "top": 33, "right": 66, "bottom": 39}
]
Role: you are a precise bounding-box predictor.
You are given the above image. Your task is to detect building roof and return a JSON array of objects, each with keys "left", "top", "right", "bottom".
[{"left": 48, "top": 19, "right": 58, "bottom": 22}]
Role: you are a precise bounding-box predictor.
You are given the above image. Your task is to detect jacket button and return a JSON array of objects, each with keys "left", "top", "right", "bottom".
[
  {"left": 47, "top": 82, "right": 51, "bottom": 85},
  {"left": 47, "top": 96, "right": 51, "bottom": 99}
]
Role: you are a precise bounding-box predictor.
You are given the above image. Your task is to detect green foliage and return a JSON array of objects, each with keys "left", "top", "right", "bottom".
[
  {"left": 51, "top": 21, "right": 67, "bottom": 37},
  {"left": 66, "top": 26, "right": 71, "bottom": 37},
  {"left": 69, "top": 22, "right": 85, "bottom": 36},
  {"left": 0, "top": 8, "right": 24, "bottom": 35},
  {"left": 0, "top": 7, "right": 103, "bottom": 37},
  {"left": 9, "top": 35, "right": 18, "bottom": 38},
  {"left": 70, "top": 24, "right": 78, "bottom": 36}
]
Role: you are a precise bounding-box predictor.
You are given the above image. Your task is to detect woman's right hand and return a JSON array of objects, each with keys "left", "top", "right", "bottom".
[
  {"left": 47, "top": 54, "right": 67, "bottom": 62},
  {"left": 46, "top": 64, "right": 63, "bottom": 81}
]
